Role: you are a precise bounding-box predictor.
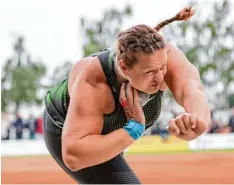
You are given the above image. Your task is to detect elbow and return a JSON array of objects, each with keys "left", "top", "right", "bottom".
[
  {"left": 63, "top": 154, "right": 81, "bottom": 172},
  {"left": 62, "top": 144, "right": 83, "bottom": 172}
]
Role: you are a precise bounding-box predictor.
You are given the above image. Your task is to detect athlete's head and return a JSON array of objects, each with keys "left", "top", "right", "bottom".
[{"left": 116, "top": 7, "right": 195, "bottom": 94}]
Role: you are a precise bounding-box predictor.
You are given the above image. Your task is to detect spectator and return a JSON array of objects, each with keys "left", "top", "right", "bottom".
[
  {"left": 27, "top": 114, "right": 37, "bottom": 139},
  {"left": 207, "top": 110, "right": 221, "bottom": 133},
  {"left": 12, "top": 113, "right": 24, "bottom": 140},
  {"left": 1, "top": 112, "right": 11, "bottom": 140},
  {"left": 36, "top": 116, "right": 43, "bottom": 139},
  {"left": 219, "top": 125, "right": 231, "bottom": 133},
  {"left": 228, "top": 108, "right": 234, "bottom": 132}
]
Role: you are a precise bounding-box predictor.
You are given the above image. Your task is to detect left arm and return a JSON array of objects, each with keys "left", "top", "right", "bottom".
[{"left": 165, "top": 44, "right": 211, "bottom": 140}]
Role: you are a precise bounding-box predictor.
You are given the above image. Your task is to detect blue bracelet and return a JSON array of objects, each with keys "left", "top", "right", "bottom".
[{"left": 123, "top": 119, "right": 145, "bottom": 140}]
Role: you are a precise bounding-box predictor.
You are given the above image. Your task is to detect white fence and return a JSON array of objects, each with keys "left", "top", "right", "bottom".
[
  {"left": 1, "top": 133, "right": 234, "bottom": 157},
  {"left": 188, "top": 133, "right": 234, "bottom": 150},
  {"left": 1, "top": 139, "right": 49, "bottom": 156}
]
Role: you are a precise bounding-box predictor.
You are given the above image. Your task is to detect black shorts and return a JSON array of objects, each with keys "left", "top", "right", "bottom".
[{"left": 43, "top": 109, "right": 141, "bottom": 184}]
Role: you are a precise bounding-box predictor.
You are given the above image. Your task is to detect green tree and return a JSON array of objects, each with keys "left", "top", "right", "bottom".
[
  {"left": 1, "top": 36, "right": 46, "bottom": 113},
  {"left": 48, "top": 60, "right": 73, "bottom": 86},
  {"left": 228, "top": 94, "right": 234, "bottom": 108},
  {"left": 80, "top": 5, "right": 132, "bottom": 57},
  {"left": 163, "top": 0, "right": 234, "bottom": 108}
]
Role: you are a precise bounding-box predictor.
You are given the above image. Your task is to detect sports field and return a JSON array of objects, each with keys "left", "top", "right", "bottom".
[{"left": 2, "top": 150, "right": 234, "bottom": 184}]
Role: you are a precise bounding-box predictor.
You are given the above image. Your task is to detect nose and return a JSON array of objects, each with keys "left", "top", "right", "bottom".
[{"left": 154, "top": 71, "right": 164, "bottom": 83}]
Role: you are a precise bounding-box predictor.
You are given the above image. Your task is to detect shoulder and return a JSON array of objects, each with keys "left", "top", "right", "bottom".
[
  {"left": 165, "top": 43, "right": 172, "bottom": 53},
  {"left": 166, "top": 44, "right": 199, "bottom": 75},
  {"left": 166, "top": 44, "right": 186, "bottom": 63},
  {"left": 68, "top": 56, "right": 113, "bottom": 113},
  {"left": 69, "top": 56, "right": 108, "bottom": 90},
  {"left": 164, "top": 44, "right": 201, "bottom": 90}
]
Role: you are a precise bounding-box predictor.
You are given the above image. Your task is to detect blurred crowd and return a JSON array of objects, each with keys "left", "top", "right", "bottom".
[
  {"left": 1, "top": 113, "right": 43, "bottom": 140},
  {"left": 207, "top": 109, "right": 234, "bottom": 134},
  {"left": 1, "top": 108, "right": 234, "bottom": 141}
]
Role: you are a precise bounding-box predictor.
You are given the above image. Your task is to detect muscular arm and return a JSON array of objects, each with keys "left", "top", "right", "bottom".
[
  {"left": 62, "top": 77, "right": 134, "bottom": 171},
  {"left": 165, "top": 45, "right": 211, "bottom": 139}
]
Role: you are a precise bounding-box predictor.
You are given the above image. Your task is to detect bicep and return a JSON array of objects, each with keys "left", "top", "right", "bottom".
[
  {"left": 62, "top": 81, "right": 104, "bottom": 143},
  {"left": 165, "top": 45, "right": 203, "bottom": 105}
]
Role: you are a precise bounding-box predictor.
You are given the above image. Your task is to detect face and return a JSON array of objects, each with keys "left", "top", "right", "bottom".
[{"left": 119, "top": 49, "right": 167, "bottom": 94}]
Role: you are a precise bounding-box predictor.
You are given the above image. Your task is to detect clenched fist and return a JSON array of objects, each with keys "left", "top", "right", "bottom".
[{"left": 166, "top": 113, "right": 207, "bottom": 141}]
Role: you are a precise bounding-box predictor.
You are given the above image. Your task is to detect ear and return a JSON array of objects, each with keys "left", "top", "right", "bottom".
[{"left": 119, "top": 60, "right": 130, "bottom": 77}]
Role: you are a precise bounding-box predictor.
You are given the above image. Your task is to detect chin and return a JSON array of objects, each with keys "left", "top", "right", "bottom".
[
  {"left": 131, "top": 84, "right": 159, "bottom": 94},
  {"left": 136, "top": 89, "right": 158, "bottom": 95},
  {"left": 144, "top": 85, "right": 160, "bottom": 94}
]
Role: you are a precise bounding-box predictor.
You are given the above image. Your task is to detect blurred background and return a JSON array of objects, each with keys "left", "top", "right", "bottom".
[{"left": 1, "top": 0, "right": 234, "bottom": 184}]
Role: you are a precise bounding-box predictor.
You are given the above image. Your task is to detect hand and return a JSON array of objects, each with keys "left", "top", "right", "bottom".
[
  {"left": 119, "top": 83, "right": 145, "bottom": 124},
  {"left": 166, "top": 113, "right": 207, "bottom": 139}
]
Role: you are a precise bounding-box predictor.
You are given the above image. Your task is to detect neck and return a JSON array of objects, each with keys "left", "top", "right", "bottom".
[{"left": 113, "top": 56, "right": 128, "bottom": 83}]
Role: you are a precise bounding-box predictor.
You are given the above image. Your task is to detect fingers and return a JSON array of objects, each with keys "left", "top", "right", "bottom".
[
  {"left": 193, "top": 116, "right": 207, "bottom": 134},
  {"left": 175, "top": 116, "right": 187, "bottom": 134},
  {"left": 190, "top": 114, "right": 197, "bottom": 129},
  {"left": 119, "top": 82, "right": 135, "bottom": 107},
  {"left": 119, "top": 83, "right": 127, "bottom": 103},
  {"left": 133, "top": 89, "right": 140, "bottom": 107},
  {"left": 167, "top": 113, "right": 201, "bottom": 138},
  {"left": 119, "top": 83, "right": 146, "bottom": 123},
  {"left": 167, "top": 113, "right": 196, "bottom": 136},
  {"left": 181, "top": 113, "right": 191, "bottom": 130},
  {"left": 168, "top": 119, "right": 180, "bottom": 136},
  {"left": 127, "top": 83, "right": 134, "bottom": 106}
]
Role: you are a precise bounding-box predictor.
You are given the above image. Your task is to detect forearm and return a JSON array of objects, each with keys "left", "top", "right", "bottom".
[
  {"left": 66, "top": 128, "right": 134, "bottom": 171},
  {"left": 182, "top": 86, "right": 211, "bottom": 124}
]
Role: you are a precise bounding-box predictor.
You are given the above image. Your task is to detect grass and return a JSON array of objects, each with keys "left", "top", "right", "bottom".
[
  {"left": 125, "top": 149, "right": 234, "bottom": 155},
  {"left": 2, "top": 149, "right": 234, "bottom": 159}
]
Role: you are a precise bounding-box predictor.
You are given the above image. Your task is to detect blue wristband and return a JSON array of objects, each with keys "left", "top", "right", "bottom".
[{"left": 123, "top": 119, "right": 145, "bottom": 140}]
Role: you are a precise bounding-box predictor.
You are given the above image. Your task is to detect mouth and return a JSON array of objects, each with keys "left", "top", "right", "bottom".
[{"left": 150, "top": 83, "right": 159, "bottom": 87}]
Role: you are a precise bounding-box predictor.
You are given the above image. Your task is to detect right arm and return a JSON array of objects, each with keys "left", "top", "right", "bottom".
[{"left": 62, "top": 79, "right": 140, "bottom": 171}]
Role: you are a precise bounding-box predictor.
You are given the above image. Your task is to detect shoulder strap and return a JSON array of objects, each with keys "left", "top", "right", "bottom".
[{"left": 92, "top": 48, "right": 120, "bottom": 100}]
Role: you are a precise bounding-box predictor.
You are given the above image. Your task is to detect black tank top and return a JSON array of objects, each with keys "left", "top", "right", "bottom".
[{"left": 45, "top": 48, "right": 164, "bottom": 135}]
